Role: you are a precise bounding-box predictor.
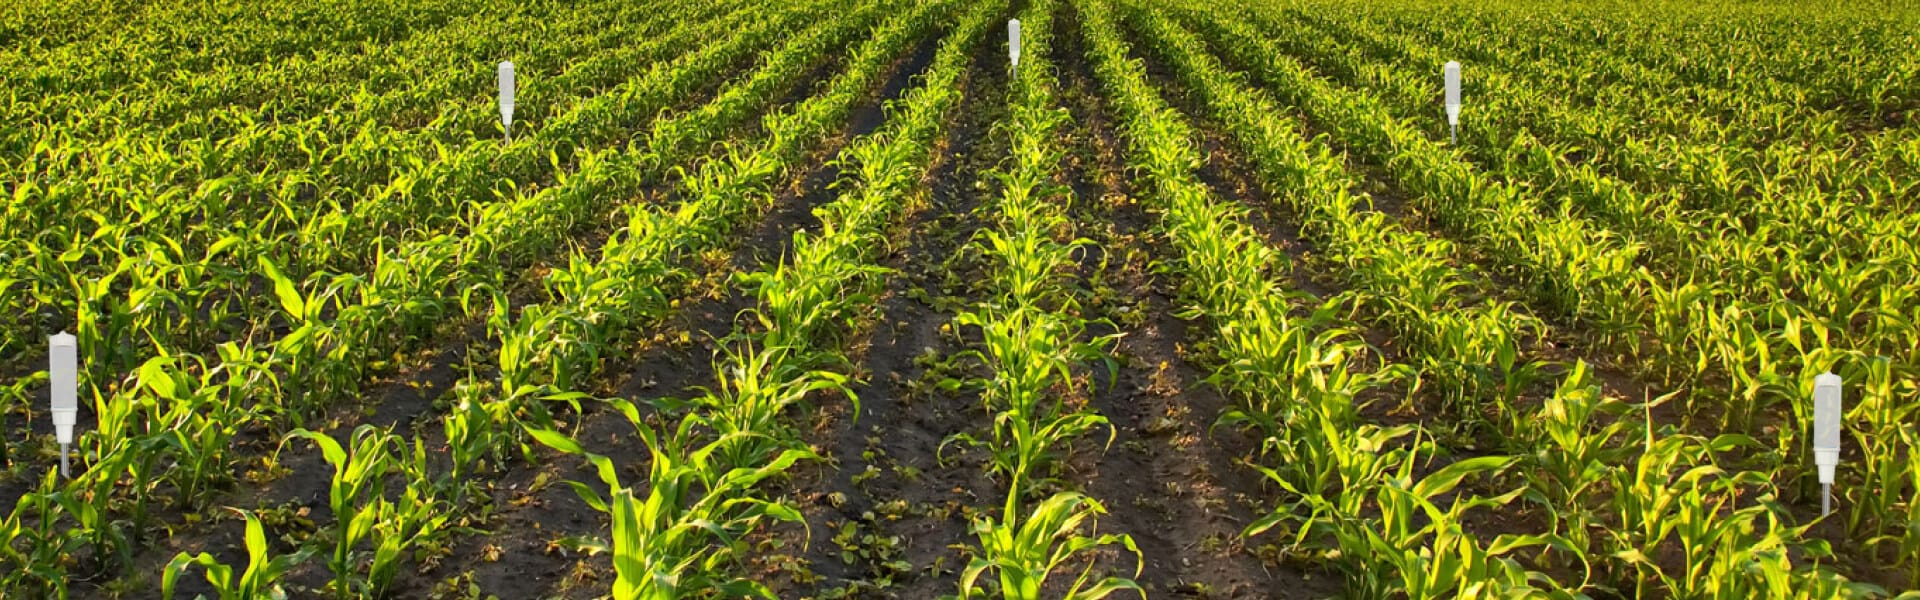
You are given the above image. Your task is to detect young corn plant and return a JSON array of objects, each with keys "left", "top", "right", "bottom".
[
  {"left": 524, "top": 398, "right": 814, "bottom": 599},
  {"left": 0, "top": 470, "right": 78, "bottom": 597},
  {"left": 133, "top": 354, "right": 254, "bottom": 508},
  {"left": 1245, "top": 415, "right": 1421, "bottom": 556},
  {"left": 1209, "top": 296, "right": 1405, "bottom": 449},
  {"left": 441, "top": 383, "right": 515, "bottom": 487},
  {"left": 53, "top": 438, "right": 146, "bottom": 576},
  {"left": 285, "top": 425, "right": 400, "bottom": 599},
  {"left": 1894, "top": 432, "right": 1920, "bottom": 588},
  {"left": 1514, "top": 363, "right": 1633, "bottom": 560},
  {"left": 367, "top": 437, "right": 466, "bottom": 595},
  {"left": 163, "top": 509, "right": 315, "bottom": 600},
  {"left": 696, "top": 344, "right": 855, "bottom": 472},
  {"left": 946, "top": 492, "right": 1144, "bottom": 600},
  {"left": 1352, "top": 457, "right": 1566, "bottom": 598},
  {"left": 1599, "top": 427, "right": 1874, "bottom": 597},
  {"left": 946, "top": 307, "right": 1117, "bottom": 492}
]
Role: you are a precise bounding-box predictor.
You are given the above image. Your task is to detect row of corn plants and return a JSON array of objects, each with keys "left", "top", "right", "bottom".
[
  {"left": 0, "top": 0, "right": 752, "bottom": 267},
  {"left": 1526, "top": 4, "right": 1920, "bottom": 121},
  {"left": 942, "top": 1, "right": 1142, "bottom": 597},
  {"left": 1127, "top": 1, "right": 1550, "bottom": 441},
  {"left": 0, "top": 0, "right": 143, "bottom": 53},
  {"left": 0, "top": 0, "right": 839, "bottom": 381},
  {"left": 438, "top": 0, "right": 947, "bottom": 538},
  {"left": 1190, "top": 5, "right": 1912, "bottom": 584},
  {"left": 1, "top": 0, "right": 733, "bottom": 208},
  {"left": 1341, "top": 7, "right": 1880, "bottom": 152},
  {"left": 1183, "top": 6, "right": 1920, "bottom": 571},
  {"left": 13, "top": 0, "right": 851, "bottom": 589},
  {"left": 160, "top": 424, "right": 471, "bottom": 599},
  {"left": 0, "top": 0, "right": 780, "bottom": 301},
  {"left": 1288, "top": 6, "right": 1917, "bottom": 222},
  {"left": 9, "top": 0, "right": 748, "bottom": 163},
  {"left": 1352, "top": 0, "right": 1920, "bottom": 122},
  {"left": 439, "top": 0, "right": 942, "bottom": 494},
  {"left": 518, "top": 5, "right": 999, "bottom": 598},
  {"left": 1126, "top": 4, "right": 1902, "bottom": 596},
  {"left": 0, "top": 0, "right": 781, "bottom": 380}
]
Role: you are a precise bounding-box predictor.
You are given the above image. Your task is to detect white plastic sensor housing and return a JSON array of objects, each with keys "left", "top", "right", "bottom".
[
  {"left": 1813, "top": 372, "right": 1843, "bottom": 485},
  {"left": 497, "top": 61, "right": 516, "bottom": 131},
  {"left": 1008, "top": 20, "right": 1021, "bottom": 69},
  {"left": 1444, "top": 61, "right": 1462, "bottom": 127},
  {"left": 50, "top": 332, "right": 77, "bottom": 445}
]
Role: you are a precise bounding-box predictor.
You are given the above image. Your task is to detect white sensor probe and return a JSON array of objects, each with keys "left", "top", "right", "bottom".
[
  {"left": 50, "top": 332, "right": 78, "bottom": 478},
  {"left": 1813, "top": 372, "right": 1843, "bottom": 517}
]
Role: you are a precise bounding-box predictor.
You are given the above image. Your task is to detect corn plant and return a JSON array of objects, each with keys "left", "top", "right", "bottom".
[
  {"left": 1599, "top": 427, "right": 1875, "bottom": 597},
  {"left": 441, "top": 384, "right": 515, "bottom": 486},
  {"left": 1244, "top": 415, "right": 1422, "bottom": 552},
  {"left": 378, "top": 437, "right": 468, "bottom": 593},
  {"left": 131, "top": 354, "right": 253, "bottom": 507},
  {"left": 697, "top": 344, "right": 856, "bottom": 470},
  {"left": 1513, "top": 364, "right": 1634, "bottom": 558},
  {"left": 162, "top": 509, "right": 315, "bottom": 600},
  {"left": 0, "top": 470, "right": 77, "bottom": 597},
  {"left": 525, "top": 398, "right": 813, "bottom": 600},
  {"left": 946, "top": 308, "right": 1116, "bottom": 491},
  {"left": 947, "top": 492, "right": 1142, "bottom": 600},
  {"left": 285, "top": 425, "right": 401, "bottom": 599},
  {"left": 1327, "top": 454, "right": 1563, "bottom": 597}
]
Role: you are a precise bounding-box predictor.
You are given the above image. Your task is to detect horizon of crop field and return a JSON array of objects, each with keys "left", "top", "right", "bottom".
[{"left": 2, "top": 0, "right": 1917, "bottom": 598}]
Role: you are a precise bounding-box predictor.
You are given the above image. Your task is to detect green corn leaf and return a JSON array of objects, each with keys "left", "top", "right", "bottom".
[
  {"left": 256, "top": 255, "right": 305, "bottom": 320},
  {"left": 1413, "top": 455, "right": 1514, "bottom": 499}
]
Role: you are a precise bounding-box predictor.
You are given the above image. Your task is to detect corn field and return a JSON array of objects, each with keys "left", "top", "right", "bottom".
[{"left": 2, "top": 0, "right": 1917, "bottom": 597}]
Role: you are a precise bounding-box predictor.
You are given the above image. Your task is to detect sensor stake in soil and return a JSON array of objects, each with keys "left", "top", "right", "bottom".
[
  {"left": 1813, "top": 372, "right": 1843, "bottom": 517},
  {"left": 1444, "top": 61, "right": 1461, "bottom": 144},
  {"left": 498, "top": 61, "right": 516, "bottom": 142},
  {"left": 1009, "top": 19, "right": 1021, "bottom": 69},
  {"left": 50, "top": 332, "right": 77, "bottom": 478}
]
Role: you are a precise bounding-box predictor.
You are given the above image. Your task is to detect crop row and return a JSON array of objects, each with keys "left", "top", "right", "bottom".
[
  {"left": 1355, "top": 1, "right": 1920, "bottom": 122},
  {"left": 223, "top": 3, "right": 964, "bottom": 596},
  {"left": 1290, "top": 9, "right": 1918, "bottom": 220},
  {"left": 1357, "top": 10, "right": 1920, "bottom": 160},
  {"left": 3, "top": 0, "right": 689, "bottom": 152},
  {"left": 943, "top": 1, "right": 1142, "bottom": 597}
]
